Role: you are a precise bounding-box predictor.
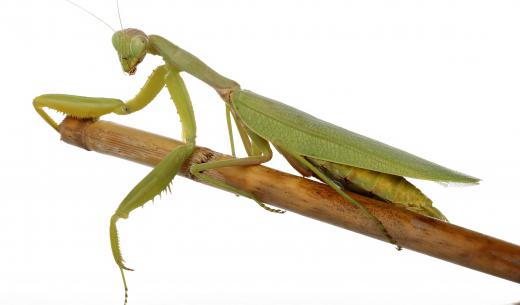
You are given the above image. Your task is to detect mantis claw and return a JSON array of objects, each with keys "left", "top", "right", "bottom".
[
  {"left": 110, "top": 215, "right": 134, "bottom": 272},
  {"left": 119, "top": 267, "right": 129, "bottom": 305},
  {"left": 110, "top": 215, "right": 133, "bottom": 305}
]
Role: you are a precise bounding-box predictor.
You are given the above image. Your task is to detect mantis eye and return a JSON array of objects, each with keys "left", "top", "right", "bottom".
[{"left": 130, "top": 36, "right": 147, "bottom": 57}]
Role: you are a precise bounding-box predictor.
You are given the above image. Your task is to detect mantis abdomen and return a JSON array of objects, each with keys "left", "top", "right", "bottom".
[{"left": 307, "top": 158, "right": 447, "bottom": 220}]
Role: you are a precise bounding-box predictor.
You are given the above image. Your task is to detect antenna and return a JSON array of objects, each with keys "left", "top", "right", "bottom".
[
  {"left": 116, "top": 0, "right": 124, "bottom": 31},
  {"left": 64, "top": 0, "right": 116, "bottom": 32}
]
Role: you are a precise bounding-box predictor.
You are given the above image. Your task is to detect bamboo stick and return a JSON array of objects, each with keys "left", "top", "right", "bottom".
[{"left": 59, "top": 117, "right": 520, "bottom": 283}]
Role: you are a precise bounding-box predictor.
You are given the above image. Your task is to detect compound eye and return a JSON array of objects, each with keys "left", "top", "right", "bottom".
[{"left": 130, "top": 36, "right": 147, "bottom": 57}]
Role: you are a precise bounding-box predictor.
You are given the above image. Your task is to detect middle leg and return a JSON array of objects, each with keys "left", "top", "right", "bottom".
[{"left": 190, "top": 131, "right": 284, "bottom": 213}]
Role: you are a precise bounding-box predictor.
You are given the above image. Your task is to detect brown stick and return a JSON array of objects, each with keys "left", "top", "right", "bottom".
[{"left": 59, "top": 117, "right": 520, "bottom": 283}]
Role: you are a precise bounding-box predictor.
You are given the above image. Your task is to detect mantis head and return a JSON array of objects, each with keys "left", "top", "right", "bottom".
[{"left": 112, "top": 29, "right": 149, "bottom": 75}]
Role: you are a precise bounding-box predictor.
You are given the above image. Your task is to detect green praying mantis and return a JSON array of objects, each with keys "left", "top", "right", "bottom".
[{"left": 33, "top": 3, "right": 479, "bottom": 303}]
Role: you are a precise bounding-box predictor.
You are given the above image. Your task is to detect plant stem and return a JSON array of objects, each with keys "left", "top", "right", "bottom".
[{"left": 59, "top": 117, "right": 520, "bottom": 283}]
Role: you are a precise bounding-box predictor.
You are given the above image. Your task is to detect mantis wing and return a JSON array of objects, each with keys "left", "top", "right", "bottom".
[{"left": 231, "top": 90, "right": 479, "bottom": 184}]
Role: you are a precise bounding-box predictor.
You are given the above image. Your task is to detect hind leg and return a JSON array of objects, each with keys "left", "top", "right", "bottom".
[{"left": 273, "top": 141, "right": 401, "bottom": 249}]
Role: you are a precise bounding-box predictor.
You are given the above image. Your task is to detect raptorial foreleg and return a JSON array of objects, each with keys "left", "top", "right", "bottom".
[
  {"left": 33, "top": 65, "right": 168, "bottom": 131},
  {"left": 108, "top": 68, "right": 197, "bottom": 304}
]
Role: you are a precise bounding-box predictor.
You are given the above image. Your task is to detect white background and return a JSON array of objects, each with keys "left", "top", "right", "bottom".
[{"left": 1, "top": 0, "right": 519, "bottom": 304}]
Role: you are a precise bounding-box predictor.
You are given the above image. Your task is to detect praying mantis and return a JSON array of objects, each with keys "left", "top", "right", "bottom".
[{"left": 33, "top": 4, "right": 479, "bottom": 303}]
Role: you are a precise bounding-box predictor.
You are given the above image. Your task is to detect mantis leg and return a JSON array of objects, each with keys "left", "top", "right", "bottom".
[
  {"left": 225, "top": 104, "right": 255, "bottom": 157},
  {"left": 109, "top": 69, "right": 196, "bottom": 303},
  {"left": 189, "top": 132, "right": 284, "bottom": 214},
  {"left": 33, "top": 65, "right": 168, "bottom": 131},
  {"left": 273, "top": 143, "right": 401, "bottom": 249},
  {"left": 225, "top": 104, "right": 236, "bottom": 157}
]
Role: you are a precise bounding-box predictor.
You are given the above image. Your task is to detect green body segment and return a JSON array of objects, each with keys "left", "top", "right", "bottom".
[
  {"left": 148, "top": 35, "right": 239, "bottom": 91},
  {"left": 124, "top": 65, "right": 168, "bottom": 112},
  {"left": 231, "top": 90, "right": 479, "bottom": 184},
  {"left": 34, "top": 94, "right": 124, "bottom": 118},
  {"left": 307, "top": 158, "right": 447, "bottom": 220},
  {"left": 165, "top": 69, "right": 197, "bottom": 143}
]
